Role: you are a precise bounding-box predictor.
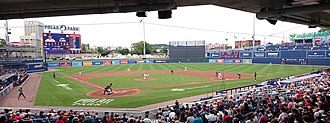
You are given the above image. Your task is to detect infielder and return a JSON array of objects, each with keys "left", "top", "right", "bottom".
[
  {"left": 217, "top": 72, "right": 222, "bottom": 79},
  {"left": 184, "top": 67, "right": 188, "bottom": 71}
]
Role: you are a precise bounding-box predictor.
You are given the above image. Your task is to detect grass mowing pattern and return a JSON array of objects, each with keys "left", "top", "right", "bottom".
[
  {"left": 87, "top": 74, "right": 210, "bottom": 89},
  {"left": 35, "top": 63, "right": 326, "bottom": 108}
]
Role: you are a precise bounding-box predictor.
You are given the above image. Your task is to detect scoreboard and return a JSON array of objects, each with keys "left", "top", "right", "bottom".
[
  {"left": 43, "top": 33, "right": 81, "bottom": 54},
  {"left": 169, "top": 40, "right": 205, "bottom": 58}
]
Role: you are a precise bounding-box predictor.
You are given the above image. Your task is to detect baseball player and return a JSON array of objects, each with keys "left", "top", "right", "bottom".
[
  {"left": 171, "top": 70, "right": 174, "bottom": 74},
  {"left": 218, "top": 72, "right": 222, "bottom": 79},
  {"left": 254, "top": 72, "right": 257, "bottom": 81},
  {"left": 108, "top": 83, "right": 113, "bottom": 93},
  {"left": 143, "top": 74, "right": 149, "bottom": 80},
  {"left": 237, "top": 73, "right": 241, "bottom": 79},
  {"left": 127, "top": 68, "right": 131, "bottom": 72},
  {"left": 79, "top": 71, "right": 82, "bottom": 77},
  {"left": 53, "top": 72, "right": 56, "bottom": 79},
  {"left": 18, "top": 87, "right": 26, "bottom": 100},
  {"left": 184, "top": 67, "right": 188, "bottom": 71}
]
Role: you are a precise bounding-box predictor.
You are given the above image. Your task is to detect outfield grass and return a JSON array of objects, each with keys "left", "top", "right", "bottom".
[{"left": 35, "top": 63, "right": 326, "bottom": 108}]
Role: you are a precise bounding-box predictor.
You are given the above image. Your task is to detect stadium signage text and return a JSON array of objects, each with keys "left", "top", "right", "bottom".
[
  {"left": 155, "top": 60, "right": 167, "bottom": 63},
  {"left": 267, "top": 52, "right": 279, "bottom": 57},
  {"left": 72, "top": 99, "right": 114, "bottom": 106},
  {"left": 242, "top": 53, "right": 250, "bottom": 56},
  {"left": 254, "top": 52, "right": 265, "bottom": 57},
  {"left": 56, "top": 84, "right": 72, "bottom": 90},
  {"left": 34, "top": 64, "right": 43, "bottom": 68},
  {"left": 44, "top": 25, "right": 80, "bottom": 31},
  {"left": 171, "top": 86, "right": 209, "bottom": 92},
  {"left": 290, "top": 32, "right": 329, "bottom": 39}
]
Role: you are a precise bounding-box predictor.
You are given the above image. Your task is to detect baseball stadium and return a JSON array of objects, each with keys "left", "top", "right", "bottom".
[{"left": 1, "top": 1, "right": 330, "bottom": 123}]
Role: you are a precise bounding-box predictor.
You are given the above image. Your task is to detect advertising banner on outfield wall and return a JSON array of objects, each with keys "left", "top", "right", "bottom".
[
  {"left": 83, "top": 61, "right": 92, "bottom": 66},
  {"left": 216, "top": 59, "right": 224, "bottom": 63},
  {"left": 145, "top": 60, "right": 154, "bottom": 64},
  {"left": 267, "top": 52, "right": 280, "bottom": 58},
  {"left": 208, "top": 59, "right": 216, "bottom": 63},
  {"left": 155, "top": 60, "right": 168, "bottom": 63},
  {"left": 210, "top": 53, "right": 220, "bottom": 58},
  {"left": 137, "top": 60, "right": 145, "bottom": 64},
  {"left": 72, "top": 62, "right": 83, "bottom": 66},
  {"left": 27, "top": 63, "right": 44, "bottom": 70},
  {"left": 307, "top": 51, "right": 326, "bottom": 58},
  {"left": 239, "top": 52, "right": 252, "bottom": 58},
  {"left": 92, "top": 61, "right": 103, "bottom": 66},
  {"left": 103, "top": 61, "right": 112, "bottom": 65},
  {"left": 128, "top": 60, "right": 137, "bottom": 64},
  {"left": 48, "top": 62, "right": 60, "bottom": 67},
  {"left": 224, "top": 59, "right": 234, "bottom": 63},
  {"left": 234, "top": 59, "right": 241, "bottom": 63},
  {"left": 60, "top": 62, "right": 72, "bottom": 67},
  {"left": 112, "top": 60, "right": 120, "bottom": 65},
  {"left": 254, "top": 52, "right": 265, "bottom": 57},
  {"left": 242, "top": 59, "right": 252, "bottom": 64},
  {"left": 120, "top": 60, "right": 128, "bottom": 64}
]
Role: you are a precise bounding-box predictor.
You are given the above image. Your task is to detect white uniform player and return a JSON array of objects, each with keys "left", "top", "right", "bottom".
[
  {"left": 184, "top": 67, "right": 188, "bottom": 71},
  {"left": 218, "top": 72, "right": 222, "bottom": 79},
  {"left": 143, "top": 74, "right": 149, "bottom": 79},
  {"left": 127, "top": 68, "right": 131, "bottom": 72}
]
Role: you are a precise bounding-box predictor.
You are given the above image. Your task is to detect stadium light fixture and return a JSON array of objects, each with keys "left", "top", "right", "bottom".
[{"left": 158, "top": 10, "right": 172, "bottom": 19}]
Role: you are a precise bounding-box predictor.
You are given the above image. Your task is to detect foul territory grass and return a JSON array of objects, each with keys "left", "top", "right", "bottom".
[{"left": 35, "top": 63, "right": 326, "bottom": 108}]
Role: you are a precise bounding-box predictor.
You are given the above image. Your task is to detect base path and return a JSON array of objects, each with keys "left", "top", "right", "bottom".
[{"left": 67, "top": 70, "right": 251, "bottom": 98}]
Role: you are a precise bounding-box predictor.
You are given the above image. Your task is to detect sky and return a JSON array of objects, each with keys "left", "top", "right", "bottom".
[{"left": 0, "top": 5, "right": 321, "bottom": 48}]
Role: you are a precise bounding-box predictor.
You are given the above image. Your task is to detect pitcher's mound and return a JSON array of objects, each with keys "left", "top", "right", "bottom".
[
  {"left": 134, "top": 78, "right": 156, "bottom": 81},
  {"left": 87, "top": 88, "right": 139, "bottom": 98}
]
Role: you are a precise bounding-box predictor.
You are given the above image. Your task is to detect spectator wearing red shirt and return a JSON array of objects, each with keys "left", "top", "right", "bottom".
[
  {"left": 14, "top": 113, "right": 22, "bottom": 121},
  {"left": 223, "top": 111, "right": 231, "bottom": 123},
  {"left": 258, "top": 110, "right": 268, "bottom": 123},
  {"left": 56, "top": 116, "right": 65, "bottom": 123}
]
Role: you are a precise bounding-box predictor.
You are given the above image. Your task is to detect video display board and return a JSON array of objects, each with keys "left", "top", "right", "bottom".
[
  {"left": 169, "top": 41, "right": 205, "bottom": 58},
  {"left": 43, "top": 33, "right": 81, "bottom": 54}
]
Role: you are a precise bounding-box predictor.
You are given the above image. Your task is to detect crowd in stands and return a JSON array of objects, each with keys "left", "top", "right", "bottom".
[
  {"left": 0, "top": 109, "right": 155, "bottom": 123},
  {"left": 0, "top": 70, "right": 329, "bottom": 123}
]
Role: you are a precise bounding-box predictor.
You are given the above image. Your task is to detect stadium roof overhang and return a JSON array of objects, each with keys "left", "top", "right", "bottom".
[{"left": 0, "top": 0, "right": 330, "bottom": 27}]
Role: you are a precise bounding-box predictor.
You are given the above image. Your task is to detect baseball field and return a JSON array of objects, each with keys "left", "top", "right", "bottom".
[{"left": 34, "top": 63, "right": 324, "bottom": 108}]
